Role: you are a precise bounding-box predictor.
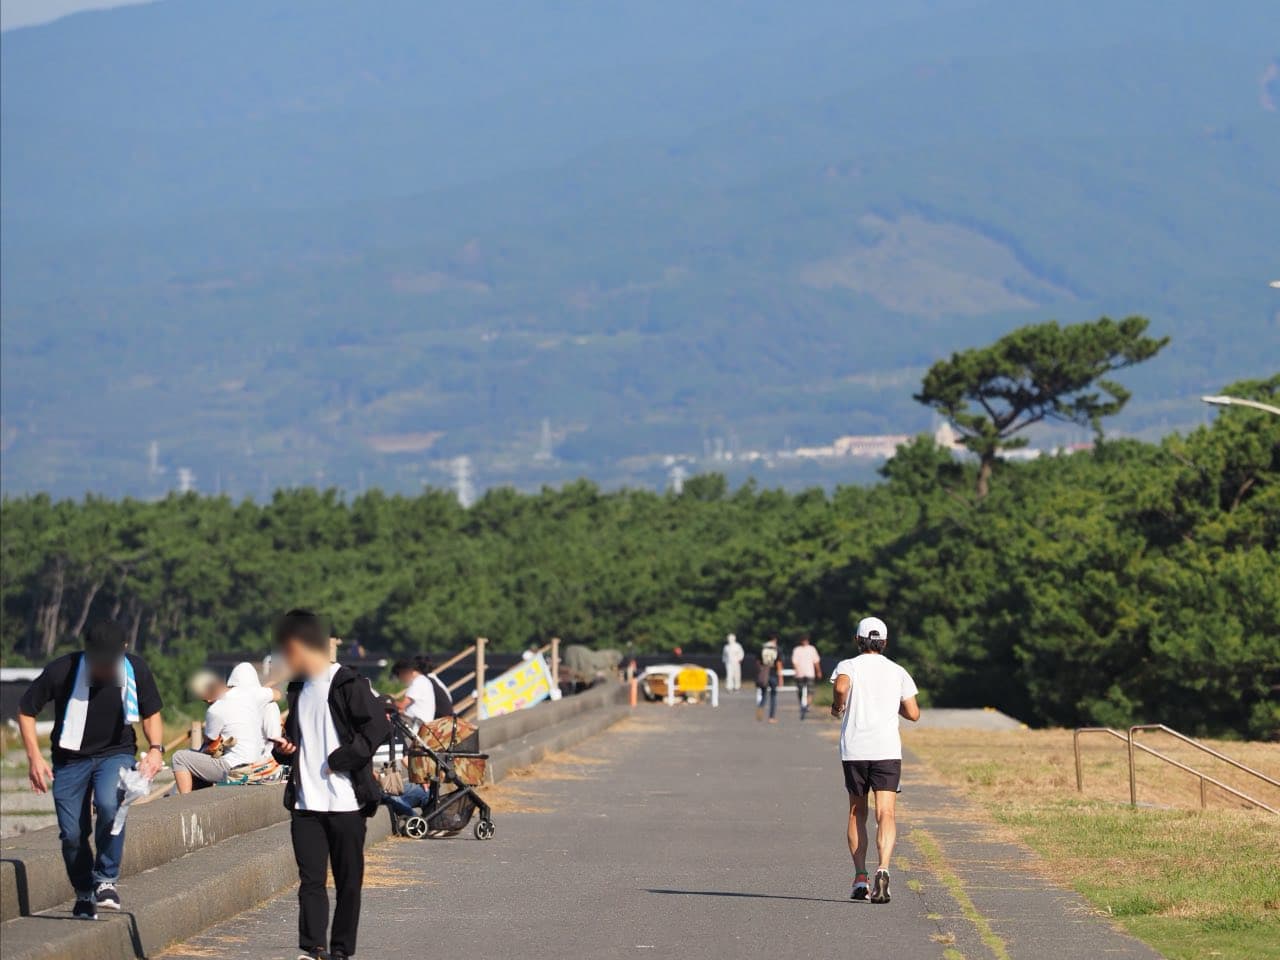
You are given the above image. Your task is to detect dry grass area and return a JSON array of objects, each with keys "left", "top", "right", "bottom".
[
  {"left": 485, "top": 744, "right": 618, "bottom": 813},
  {"left": 158, "top": 934, "right": 249, "bottom": 958},
  {"left": 906, "top": 727, "right": 1279, "bottom": 812},
  {"left": 905, "top": 727, "right": 1280, "bottom": 960},
  {"left": 484, "top": 781, "right": 553, "bottom": 814},
  {"left": 363, "top": 846, "right": 432, "bottom": 888}
]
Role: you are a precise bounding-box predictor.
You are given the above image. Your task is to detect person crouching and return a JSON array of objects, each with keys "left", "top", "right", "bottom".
[{"left": 271, "top": 610, "right": 390, "bottom": 960}]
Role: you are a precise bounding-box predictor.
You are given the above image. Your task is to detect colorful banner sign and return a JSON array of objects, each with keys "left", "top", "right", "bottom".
[{"left": 478, "top": 653, "right": 554, "bottom": 719}]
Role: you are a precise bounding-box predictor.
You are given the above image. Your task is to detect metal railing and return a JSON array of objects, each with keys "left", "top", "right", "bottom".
[{"left": 1073, "top": 724, "right": 1278, "bottom": 815}]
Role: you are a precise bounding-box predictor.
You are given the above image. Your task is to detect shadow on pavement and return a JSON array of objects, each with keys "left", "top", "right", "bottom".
[{"left": 646, "top": 888, "right": 850, "bottom": 905}]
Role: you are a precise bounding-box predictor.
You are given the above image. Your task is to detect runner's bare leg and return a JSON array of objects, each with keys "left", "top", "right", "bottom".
[
  {"left": 873, "top": 790, "right": 897, "bottom": 871},
  {"left": 848, "top": 793, "right": 870, "bottom": 874}
]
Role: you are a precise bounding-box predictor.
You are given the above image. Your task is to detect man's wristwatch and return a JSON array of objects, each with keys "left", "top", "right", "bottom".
[{"left": 147, "top": 744, "right": 163, "bottom": 754}]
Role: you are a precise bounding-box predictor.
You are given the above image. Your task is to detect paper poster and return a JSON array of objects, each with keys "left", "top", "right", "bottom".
[{"left": 478, "top": 653, "right": 554, "bottom": 719}]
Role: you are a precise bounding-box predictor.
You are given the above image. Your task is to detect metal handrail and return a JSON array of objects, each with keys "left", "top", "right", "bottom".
[
  {"left": 1073, "top": 726, "right": 1127, "bottom": 790},
  {"left": 1128, "top": 724, "right": 1279, "bottom": 791},
  {"left": 1073, "top": 725, "right": 1278, "bottom": 815}
]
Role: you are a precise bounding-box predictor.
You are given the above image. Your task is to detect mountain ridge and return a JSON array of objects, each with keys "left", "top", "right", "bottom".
[{"left": 2, "top": 0, "right": 1278, "bottom": 496}]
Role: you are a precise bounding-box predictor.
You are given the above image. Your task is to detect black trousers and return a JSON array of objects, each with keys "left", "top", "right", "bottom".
[{"left": 291, "top": 810, "right": 367, "bottom": 956}]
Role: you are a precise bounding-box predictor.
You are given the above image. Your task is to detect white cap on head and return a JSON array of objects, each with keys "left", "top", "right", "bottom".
[
  {"left": 726, "top": 633, "right": 736, "bottom": 643},
  {"left": 856, "top": 616, "right": 888, "bottom": 641}
]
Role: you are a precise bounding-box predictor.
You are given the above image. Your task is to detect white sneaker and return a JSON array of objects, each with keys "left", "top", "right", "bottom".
[{"left": 94, "top": 882, "right": 121, "bottom": 910}]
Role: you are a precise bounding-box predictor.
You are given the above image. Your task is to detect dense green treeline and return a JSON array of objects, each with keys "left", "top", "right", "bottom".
[{"left": 1, "top": 375, "right": 1277, "bottom": 737}]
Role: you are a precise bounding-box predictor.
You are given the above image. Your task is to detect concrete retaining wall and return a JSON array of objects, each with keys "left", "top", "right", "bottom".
[
  {"left": 0, "top": 684, "right": 629, "bottom": 960},
  {"left": 1, "top": 785, "right": 288, "bottom": 923},
  {"left": 479, "top": 682, "right": 627, "bottom": 750}
]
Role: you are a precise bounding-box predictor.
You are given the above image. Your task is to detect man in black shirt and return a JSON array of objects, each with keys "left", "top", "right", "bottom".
[{"left": 18, "top": 621, "right": 164, "bottom": 920}]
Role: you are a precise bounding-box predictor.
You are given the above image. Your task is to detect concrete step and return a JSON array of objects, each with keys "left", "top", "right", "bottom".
[
  {"left": 0, "top": 697, "right": 631, "bottom": 959},
  {"left": 1, "top": 784, "right": 287, "bottom": 922},
  {"left": 0, "top": 812, "right": 393, "bottom": 960}
]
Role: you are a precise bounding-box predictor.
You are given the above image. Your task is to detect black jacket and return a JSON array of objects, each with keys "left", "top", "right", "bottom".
[{"left": 273, "top": 665, "right": 391, "bottom": 817}]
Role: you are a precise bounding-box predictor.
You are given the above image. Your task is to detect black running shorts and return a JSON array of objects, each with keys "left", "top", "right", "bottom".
[{"left": 842, "top": 759, "right": 902, "bottom": 796}]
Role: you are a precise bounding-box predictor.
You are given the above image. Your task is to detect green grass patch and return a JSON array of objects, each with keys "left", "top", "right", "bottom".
[
  {"left": 912, "top": 829, "right": 1011, "bottom": 960},
  {"left": 995, "top": 796, "right": 1280, "bottom": 960},
  {"left": 908, "top": 728, "right": 1280, "bottom": 960}
]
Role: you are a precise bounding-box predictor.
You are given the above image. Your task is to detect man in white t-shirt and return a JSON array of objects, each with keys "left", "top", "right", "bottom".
[
  {"left": 392, "top": 658, "right": 453, "bottom": 726},
  {"left": 271, "top": 610, "right": 390, "bottom": 960},
  {"left": 829, "top": 616, "right": 920, "bottom": 905},
  {"left": 790, "top": 635, "right": 822, "bottom": 720}
]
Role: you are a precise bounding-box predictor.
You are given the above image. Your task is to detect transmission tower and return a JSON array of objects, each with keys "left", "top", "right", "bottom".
[
  {"left": 535, "top": 418, "right": 553, "bottom": 461},
  {"left": 452, "top": 456, "right": 475, "bottom": 507},
  {"left": 668, "top": 463, "right": 687, "bottom": 495}
]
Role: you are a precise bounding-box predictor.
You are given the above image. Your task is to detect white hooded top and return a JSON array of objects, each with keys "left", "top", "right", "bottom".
[{"left": 205, "top": 661, "right": 278, "bottom": 766}]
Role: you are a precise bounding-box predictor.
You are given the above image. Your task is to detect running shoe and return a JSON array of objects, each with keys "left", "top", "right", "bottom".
[
  {"left": 95, "top": 882, "right": 121, "bottom": 910},
  {"left": 850, "top": 873, "right": 870, "bottom": 901},
  {"left": 72, "top": 897, "right": 98, "bottom": 920},
  {"left": 296, "top": 950, "right": 329, "bottom": 960},
  {"left": 870, "top": 868, "right": 891, "bottom": 903}
]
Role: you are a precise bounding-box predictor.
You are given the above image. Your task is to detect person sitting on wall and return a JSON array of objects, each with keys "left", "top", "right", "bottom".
[{"left": 172, "top": 664, "right": 281, "bottom": 793}]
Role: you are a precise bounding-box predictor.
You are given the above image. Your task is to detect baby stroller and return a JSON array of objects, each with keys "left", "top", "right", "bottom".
[{"left": 383, "top": 710, "right": 495, "bottom": 841}]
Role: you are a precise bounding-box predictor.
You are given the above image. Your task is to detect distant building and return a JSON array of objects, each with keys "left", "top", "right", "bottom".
[
  {"left": 934, "top": 422, "right": 964, "bottom": 451},
  {"left": 831, "top": 434, "right": 911, "bottom": 458}
]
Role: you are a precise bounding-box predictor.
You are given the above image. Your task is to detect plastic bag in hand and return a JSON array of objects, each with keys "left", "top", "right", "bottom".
[{"left": 111, "top": 766, "right": 153, "bottom": 836}]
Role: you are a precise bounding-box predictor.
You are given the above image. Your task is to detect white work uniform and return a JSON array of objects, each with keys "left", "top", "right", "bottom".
[{"left": 722, "top": 640, "right": 745, "bottom": 690}]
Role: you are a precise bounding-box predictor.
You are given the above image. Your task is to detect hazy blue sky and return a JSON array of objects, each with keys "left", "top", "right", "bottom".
[{"left": 1, "top": 0, "right": 158, "bottom": 31}]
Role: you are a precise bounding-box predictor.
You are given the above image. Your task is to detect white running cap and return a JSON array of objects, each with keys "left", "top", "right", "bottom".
[
  {"left": 726, "top": 633, "right": 736, "bottom": 642},
  {"left": 856, "top": 616, "right": 888, "bottom": 641}
]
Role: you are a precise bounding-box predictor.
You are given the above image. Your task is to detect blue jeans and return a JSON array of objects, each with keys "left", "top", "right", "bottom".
[
  {"left": 52, "top": 753, "right": 134, "bottom": 894},
  {"left": 384, "top": 783, "right": 432, "bottom": 818},
  {"left": 756, "top": 681, "right": 778, "bottom": 719}
]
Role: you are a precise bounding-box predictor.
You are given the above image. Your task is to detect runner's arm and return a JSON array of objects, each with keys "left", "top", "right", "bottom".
[
  {"left": 831, "top": 673, "right": 851, "bottom": 718},
  {"left": 899, "top": 696, "right": 920, "bottom": 722}
]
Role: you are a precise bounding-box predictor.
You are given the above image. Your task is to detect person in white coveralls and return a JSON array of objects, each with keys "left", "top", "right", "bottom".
[{"left": 721, "top": 633, "right": 745, "bottom": 690}]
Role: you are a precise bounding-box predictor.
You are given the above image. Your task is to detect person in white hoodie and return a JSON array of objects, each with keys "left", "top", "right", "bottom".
[
  {"left": 228, "top": 661, "right": 283, "bottom": 751},
  {"left": 173, "top": 662, "right": 281, "bottom": 793},
  {"left": 721, "top": 634, "right": 745, "bottom": 691}
]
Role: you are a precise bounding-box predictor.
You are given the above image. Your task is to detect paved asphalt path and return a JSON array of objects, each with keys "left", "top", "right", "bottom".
[{"left": 162, "top": 692, "right": 1160, "bottom": 960}]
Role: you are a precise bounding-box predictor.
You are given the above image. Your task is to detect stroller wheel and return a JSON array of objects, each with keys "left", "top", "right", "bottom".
[
  {"left": 404, "top": 816, "right": 430, "bottom": 840},
  {"left": 473, "top": 818, "right": 496, "bottom": 841}
]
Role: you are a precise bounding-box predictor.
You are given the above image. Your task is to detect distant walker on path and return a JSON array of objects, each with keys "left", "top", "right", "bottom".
[
  {"left": 829, "top": 616, "right": 919, "bottom": 904},
  {"left": 722, "top": 633, "right": 745, "bottom": 691},
  {"left": 17, "top": 621, "right": 166, "bottom": 919},
  {"left": 790, "top": 635, "right": 822, "bottom": 720},
  {"left": 755, "top": 636, "right": 783, "bottom": 722}
]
